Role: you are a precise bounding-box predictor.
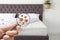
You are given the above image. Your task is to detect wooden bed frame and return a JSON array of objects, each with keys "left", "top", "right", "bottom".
[{"left": 0, "top": 4, "right": 49, "bottom": 40}]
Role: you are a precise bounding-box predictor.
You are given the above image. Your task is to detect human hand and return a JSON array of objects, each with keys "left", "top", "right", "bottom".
[{"left": 0, "top": 23, "right": 20, "bottom": 40}]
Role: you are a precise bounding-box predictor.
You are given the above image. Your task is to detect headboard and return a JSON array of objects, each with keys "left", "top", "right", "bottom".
[{"left": 0, "top": 4, "right": 43, "bottom": 21}]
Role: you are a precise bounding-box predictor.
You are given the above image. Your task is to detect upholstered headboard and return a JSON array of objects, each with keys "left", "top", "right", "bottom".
[{"left": 0, "top": 4, "right": 43, "bottom": 21}]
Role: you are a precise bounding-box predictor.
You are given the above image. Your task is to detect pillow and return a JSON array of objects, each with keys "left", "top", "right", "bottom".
[
  {"left": 28, "top": 13, "right": 40, "bottom": 23},
  {"left": 0, "top": 13, "right": 16, "bottom": 26}
]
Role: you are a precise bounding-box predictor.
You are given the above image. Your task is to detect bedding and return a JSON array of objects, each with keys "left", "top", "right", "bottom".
[
  {"left": 0, "top": 13, "right": 47, "bottom": 36},
  {"left": 17, "top": 13, "right": 47, "bottom": 36},
  {"left": 19, "top": 21, "right": 47, "bottom": 36},
  {"left": 0, "top": 13, "right": 16, "bottom": 27},
  {"left": 0, "top": 13, "right": 40, "bottom": 26},
  {"left": 28, "top": 13, "right": 40, "bottom": 23}
]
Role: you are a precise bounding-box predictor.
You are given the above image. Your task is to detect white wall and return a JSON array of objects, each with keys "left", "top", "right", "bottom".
[
  {"left": 43, "top": 0, "right": 60, "bottom": 33},
  {"left": 0, "top": 0, "right": 44, "bottom": 4}
]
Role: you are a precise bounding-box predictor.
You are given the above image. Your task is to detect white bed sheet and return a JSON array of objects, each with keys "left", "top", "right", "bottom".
[
  {"left": 19, "top": 21, "right": 47, "bottom": 36},
  {"left": 0, "top": 14, "right": 47, "bottom": 36}
]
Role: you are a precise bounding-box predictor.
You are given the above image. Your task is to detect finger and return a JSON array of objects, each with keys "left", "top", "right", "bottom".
[
  {"left": 6, "top": 30, "right": 18, "bottom": 37},
  {"left": 10, "top": 37, "right": 14, "bottom": 40},
  {"left": 3, "top": 35, "right": 10, "bottom": 40},
  {"left": 1, "top": 39, "right": 4, "bottom": 40},
  {"left": 1, "top": 23, "right": 17, "bottom": 32},
  {"left": 3, "top": 35, "right": 14, "bottom": 40},
  {"left": 16, "top": 25, "right": 20, "bottom": 31},
  {"left": 0, "top": 29, "right": 5, "bottom": 38}
]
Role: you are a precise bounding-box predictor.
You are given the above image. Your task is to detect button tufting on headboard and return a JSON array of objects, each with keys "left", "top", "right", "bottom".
[{"left": 0, "top": 4, "right": 43, "bottom": 13}]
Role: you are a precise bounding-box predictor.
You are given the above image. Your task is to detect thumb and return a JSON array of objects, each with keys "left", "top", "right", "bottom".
[{"left": 1, "top": 23, "right": 17, "bottom": 32}]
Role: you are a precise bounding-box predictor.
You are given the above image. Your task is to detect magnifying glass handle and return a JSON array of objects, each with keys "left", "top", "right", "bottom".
[{"left": 15, "top": 13, "right": 19, "bottom": 18}]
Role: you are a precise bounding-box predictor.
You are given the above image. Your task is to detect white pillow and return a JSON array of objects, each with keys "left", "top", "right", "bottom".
[
  {"left": 0, "top": 13, "right": 16, "bottom": 26},
  {"left": 28, "top": 13, "right": 40, "bottom": 23}
]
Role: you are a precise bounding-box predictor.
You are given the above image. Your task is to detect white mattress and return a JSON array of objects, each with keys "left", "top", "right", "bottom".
[
  {"left": 0, "top": 14, "right": 47, "bottom": 36},
  {"left": 19, "top": 21, "right": 47, "bottom": 36}
]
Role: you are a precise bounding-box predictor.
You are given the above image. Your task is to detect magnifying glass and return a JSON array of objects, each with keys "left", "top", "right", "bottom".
[{"left": 15, "top": 13, "right": 30, "bottom": 27}]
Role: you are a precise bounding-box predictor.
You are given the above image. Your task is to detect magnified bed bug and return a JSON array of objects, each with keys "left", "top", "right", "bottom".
[
  {"left": 22, "top": 22, "right": 25, "bottom": 24},
  {"left": 21, "top": 15, "right": 23, "bottom": 17},
  {"left": 24, "top": 19, "right": 28, "bottom": 22},
  {"left": 19, "top": 18, "right": 23, "bottom": 22},
  {"left": 24, "top": 16, "right": 27, "bottom": 18}
]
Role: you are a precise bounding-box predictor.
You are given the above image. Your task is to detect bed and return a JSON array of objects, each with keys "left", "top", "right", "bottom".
[{"left": 0, "top": 4, "right": 49, "bottom": 40}]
